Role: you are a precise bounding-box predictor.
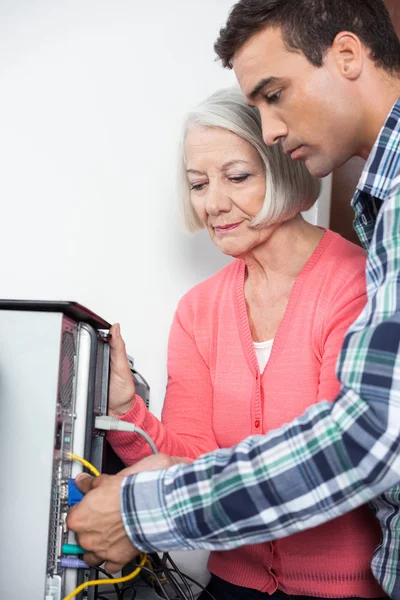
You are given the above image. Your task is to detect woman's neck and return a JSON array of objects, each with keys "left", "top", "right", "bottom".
[{"left": 243, "top": 216, "right": 325, "bottom": 284}]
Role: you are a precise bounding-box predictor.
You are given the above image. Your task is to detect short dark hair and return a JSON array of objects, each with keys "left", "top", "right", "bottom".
[{"left": 214, "top": 0, "right": 400, "bottom": 74}]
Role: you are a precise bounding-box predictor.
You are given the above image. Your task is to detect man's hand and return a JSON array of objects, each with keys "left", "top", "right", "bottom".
[
  {"left": 66, "top": 471, "right": 137, "bottom": 573},
  {"left": 122, "top": 453, "right": 191, "bottom": 473},
  {"left": 66, "top": 454, "right": 190, "bottom": 573}
]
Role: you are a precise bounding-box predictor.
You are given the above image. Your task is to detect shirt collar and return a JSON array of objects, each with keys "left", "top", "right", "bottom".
[{"left": 357, "top": 97, "right": 400, "bottom": 201}]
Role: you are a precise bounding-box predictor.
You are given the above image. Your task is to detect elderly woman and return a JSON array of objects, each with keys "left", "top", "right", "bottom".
[{"left": 107, "top": 88, "right": 383, "bottom": 600}]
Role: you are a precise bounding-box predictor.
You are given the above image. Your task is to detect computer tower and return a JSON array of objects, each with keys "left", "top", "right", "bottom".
[{"left": 0, "top": 301, "right": 148, "bottom": 600}]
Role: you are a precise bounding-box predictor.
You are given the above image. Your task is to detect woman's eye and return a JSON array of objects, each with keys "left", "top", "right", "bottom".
[
  {"left": 229, "top": 174, "right": 250, "bottom": 183},
  {"left": 265, "top": 90, "right": 281, "bottom": 104},
  {"left": 190, "top": 182, "right": 206, "bottom": 191}
]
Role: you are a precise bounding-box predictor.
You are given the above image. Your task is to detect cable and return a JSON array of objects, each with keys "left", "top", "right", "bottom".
[
  {"left": 121, "top": 585, "right": 137, "bottom": 600},
  {"left": 93, "top": 565, "right": 123, "bottom": 600},
  {"left": 135, "top": 565, "right": 171, "bottom": 600},
  {"left": 66, "top": 452, "right": 100, "bottom": 476},
  {"left": 63, "top": 453, "right": 146, "bottom": 600},
  {"left": 151, "top": 554, "right": 187, "bottom": 600},
  {"left": 94, "top": 416, "right": 158, "bottom": 454},
  {"left": 63, "top": 423, "right": 161, "bottom": 598},
  {"left": 62, "top": 553, "right": 147, "bottom": 600},
  {"left": 163, "top": 554, "right": 194, "bottom": 600},
  {"left": 166, "top": 570, "right": 217, "bottom": 600}
]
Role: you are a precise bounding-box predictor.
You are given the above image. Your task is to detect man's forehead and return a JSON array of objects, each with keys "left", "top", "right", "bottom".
[{"left": 232, "top": 28, "right": 289, "bottom": 94}]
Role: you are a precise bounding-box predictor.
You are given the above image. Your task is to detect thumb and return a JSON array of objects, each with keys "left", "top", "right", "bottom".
[
  {"left": 110, "top": 323, "right": 126, "bottom": 356},
  {"left": 109, "top": 324, "right": 133, "bottom": 375},
  {"left": 74, "top": 473, "right": 96, "bottom": 494}
]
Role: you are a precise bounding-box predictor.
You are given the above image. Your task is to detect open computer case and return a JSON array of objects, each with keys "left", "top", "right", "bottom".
[{"left": 0, "top": 301, "right": 149, "bottom": 600}]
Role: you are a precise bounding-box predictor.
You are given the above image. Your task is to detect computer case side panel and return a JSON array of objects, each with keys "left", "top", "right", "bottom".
[{"left": 0, "top": 310, "right": 65, "bottom": 599}]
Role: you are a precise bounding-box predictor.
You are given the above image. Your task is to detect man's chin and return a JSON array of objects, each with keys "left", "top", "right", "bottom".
[{"left": 303, "top": 156, "right": 334, "bottom": 179}]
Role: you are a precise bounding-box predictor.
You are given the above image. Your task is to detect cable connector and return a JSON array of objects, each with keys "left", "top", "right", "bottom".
[
  {"left": 59, "top": 557, "right": 88, "bottom": 569},
  {"left": 94, "top": 415, "right": 136, "bottom": 432},
  {"left": 67, "top": 479, "right": 84, "bottom": 506},
  {"left": 94, "top": 416, "right": 158, "bottom": 454},
  {"left": 62, "top": 543, "right": 85, "bottom": 555}
]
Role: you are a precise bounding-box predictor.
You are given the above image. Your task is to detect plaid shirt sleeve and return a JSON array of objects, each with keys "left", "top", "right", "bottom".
[{"left": 121, "top": 185, "right": 400, "bottom": 555}]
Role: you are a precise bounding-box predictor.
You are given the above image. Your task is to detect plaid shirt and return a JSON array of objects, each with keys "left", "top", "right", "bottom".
[{"left": 122, "top": 99, "right": 400, "bottom": 599}]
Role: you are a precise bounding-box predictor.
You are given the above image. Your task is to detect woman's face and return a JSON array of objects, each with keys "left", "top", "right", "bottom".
[{"left": 185, "top": 126, "right": 268, "bottom": 257}]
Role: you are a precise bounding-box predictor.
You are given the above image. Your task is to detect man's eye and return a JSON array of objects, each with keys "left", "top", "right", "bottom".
[
  {"left": 190, "top": 183, "right": 206, "bottom": 191},
  {"left": 265, "top": 90, "right": 281, "bottom": 104}
]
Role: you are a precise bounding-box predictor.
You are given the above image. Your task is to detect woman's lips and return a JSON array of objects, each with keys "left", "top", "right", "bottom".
[{"left": 214, "top": 222, "right": 242, "bottom": 233}]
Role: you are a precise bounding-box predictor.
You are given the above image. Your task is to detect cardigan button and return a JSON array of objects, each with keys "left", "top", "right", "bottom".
[{"left": 254, "top": 419, "right": 260, "bottom": 428}]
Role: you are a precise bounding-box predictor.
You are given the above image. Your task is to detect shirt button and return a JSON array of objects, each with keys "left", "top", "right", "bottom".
[
  {"left": 361, "top": 214, "right": 368, "bottom": 225},
  {"left": 255, "top": 419, "right": 260, "bottom": 428}
]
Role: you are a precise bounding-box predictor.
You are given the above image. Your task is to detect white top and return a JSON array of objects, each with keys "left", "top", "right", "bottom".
[{"left": 253, "top": 339, "right": 274, "bottom": 373}]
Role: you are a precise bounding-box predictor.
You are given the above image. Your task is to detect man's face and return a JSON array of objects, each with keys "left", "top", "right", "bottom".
[{"left": 233, "top": 27, "right": 361, "bottom": 178}]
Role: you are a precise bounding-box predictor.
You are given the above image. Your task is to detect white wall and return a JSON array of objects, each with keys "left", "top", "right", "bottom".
[
  {"left": 0, "top": 0, "right": 237, "bottom": 418},
  {"left": 0, "top": 0, "right": 331, "bottom": 420},
  {"left": 0, "top": 2, "right": 332, "bottom": 589}
]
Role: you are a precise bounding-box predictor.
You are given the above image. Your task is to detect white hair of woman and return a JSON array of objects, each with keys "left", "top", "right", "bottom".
[{"left": 179, "top": 86, "right": 321, "bottom": 232}]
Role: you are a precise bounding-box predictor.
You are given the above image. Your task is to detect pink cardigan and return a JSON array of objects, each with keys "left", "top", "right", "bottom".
[{"left": 109, "top": 229, "right": 383, "bottom": 598}]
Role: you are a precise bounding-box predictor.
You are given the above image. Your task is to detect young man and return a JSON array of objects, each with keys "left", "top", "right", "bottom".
[{"left": 68, "top": 1, "right": 400, "bottom": 597}]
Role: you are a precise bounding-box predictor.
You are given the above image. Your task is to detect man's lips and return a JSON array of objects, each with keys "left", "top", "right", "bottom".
[{"left": 284, "top": 145, "right": 305, "bottom": 159}]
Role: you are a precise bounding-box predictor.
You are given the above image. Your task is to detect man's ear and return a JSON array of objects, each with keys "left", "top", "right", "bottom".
[{"left": 331, "top": 31, "right": 363, "bottom": 80}]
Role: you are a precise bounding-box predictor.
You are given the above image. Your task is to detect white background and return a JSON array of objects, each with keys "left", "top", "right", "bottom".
[
  {"left": 0, "top": 0, "right": 237, "bottom": 417},
  {"left": 0, "top": 0, "right": 331, "bottom": 587},
  {"left": 0, "top": 0, "right": 330, "bottom": 418}
]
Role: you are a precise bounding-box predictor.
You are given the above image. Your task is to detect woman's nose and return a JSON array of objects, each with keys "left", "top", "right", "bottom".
[{"left": 205, "top": 183, "right": 231, "bottom": 215}]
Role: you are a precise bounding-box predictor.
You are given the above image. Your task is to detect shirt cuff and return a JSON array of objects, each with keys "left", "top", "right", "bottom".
[{"left": 120, "top": 467, "right": 196, "bottom": 552}]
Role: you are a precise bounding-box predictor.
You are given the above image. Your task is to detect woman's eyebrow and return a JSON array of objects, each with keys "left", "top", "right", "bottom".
[{"left": 222, "top": 160, "right": 250, "bottom": 170}]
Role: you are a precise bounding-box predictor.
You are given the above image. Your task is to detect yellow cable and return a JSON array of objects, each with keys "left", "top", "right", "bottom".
[
  {"left": 66, "top": 452, "right": 100, "bottom": 477},
  {"left": 62, "top": 553, "right": 147, "bottom": 600},
  {"left": 63, "top": 453, "right": 146, "bottom": 600}
]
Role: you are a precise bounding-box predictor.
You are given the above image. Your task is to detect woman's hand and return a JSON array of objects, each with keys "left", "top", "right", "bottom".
[{"left": 107, "top": 324, "right": 136, "bottom": 417}]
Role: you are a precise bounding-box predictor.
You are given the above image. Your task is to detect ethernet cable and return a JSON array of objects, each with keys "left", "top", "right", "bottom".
[
  {"left": 62, "top": 553, "right": 147, "bottom": 600},
  {"left": 63, "top": 452, "right": 148, "bottom": 600},
  {"left": 94, "top": 415, "right": 158, "bottom": 454},
  {"left": 66, "top": 452, "right": 100, "bottom": 476}
]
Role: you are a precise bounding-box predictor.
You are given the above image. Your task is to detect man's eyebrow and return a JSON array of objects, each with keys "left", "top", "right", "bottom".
[
  {"left": 186, "top": 169, "right": 204, "bottom": 175},
  {"left": 249, "top": 77, "right": 281, "bottom": 100}
]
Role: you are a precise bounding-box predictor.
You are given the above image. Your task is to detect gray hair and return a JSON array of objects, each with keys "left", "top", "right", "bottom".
[{"left": 179, "top": 86, "right": 321, "bottom": 233}]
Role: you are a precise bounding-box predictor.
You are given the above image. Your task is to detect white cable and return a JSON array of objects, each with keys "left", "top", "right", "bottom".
[{"left": 94, "top": 415, "right": 158, "bottom": 455}]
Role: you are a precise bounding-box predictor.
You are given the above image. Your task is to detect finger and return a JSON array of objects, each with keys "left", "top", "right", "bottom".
[
  {"left": 109, "top": 323, "right": 120, "bottom": 347},
  {"left": 83, "top": 551, "right": 104, "bottom": 567},
  {"left": 109, "top": 325, "right": 133, "bottom": 375},
  {"left": 74, "top": 473, "right": 95, "bottom": 494},
  {"left": 90, "top": 473, "right": 111, "bottom": 490},
  {"left": 110, "top": 323, "right": 126, "bottom": 353},
  {"left": 103, "top": 560, "right": 126, "bottom": 574},
  {"left": 171, "top": 456, "right": 191, "bottom": 466},
  {"left": 119, "top": 454, "right": 170, "bottom": 476},
  {"left": 119, "top": 454, "right": 190, "bottom": 477}
]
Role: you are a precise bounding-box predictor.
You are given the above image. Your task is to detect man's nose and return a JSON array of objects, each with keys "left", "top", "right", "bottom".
[{"left": 259, "top": 108, "right": 287, "bottom": 146}]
